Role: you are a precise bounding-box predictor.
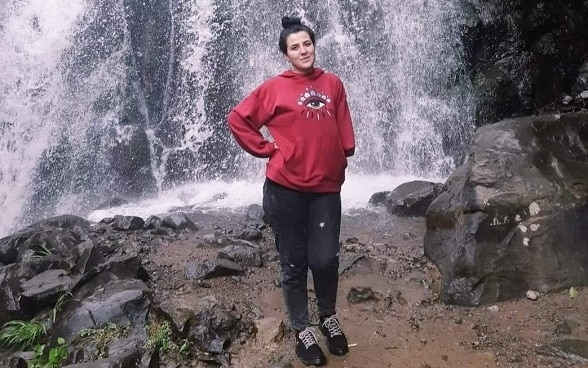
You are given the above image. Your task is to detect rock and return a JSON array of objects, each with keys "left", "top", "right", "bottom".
[
  {"left": 54, "top": 279, "right": 150, "bottom": 344},
  {"left": 161, "top": 212, "right": 198, "bottom": 231},
  {"left": 237, "top": 226, "right": 263, "bottom": 242},
  {"left": 185, "top": 259, "right": 245, "bottom": 280},
  {"left": 563, "top": 95, "right": 574, "bottom": 105},
  {"left": 536, "top": 339, "right": 588, "bottom": 362},
  {"left": 526, "top": 290, "right": 540, "bottom": 300},
  {"left": 20, "top": 269, "right": 77, "bottom": 309},
  {"left": 183, "top": 296, "right": 255, "bottom": 355},
  {"left": 347, "top": 287, "right": 378, "bottom": 304},
  {"left": 425, "top": 112, "right": 588, "bottom": 306},
  {"left": 384, "top": 181, "right": 443, "bottom": 217},
  {"left": 218, "top": 244, "right": 263, "bottom": 267},
  {"left": 0, "top": 263, "right": 36, "bottom": 324},
  {"left": 112, "top": 215, "right": 145, "bottom": 231},
  {"left": 143, "top": 215, "right": 162, "bottom": 230},
  {"left": 580, "top": 90, "right": 588, "bottom": 99},
  {"left": 60, "top": 350, "right": 142, "bottom": 367},
  {"left": 245, "top": 204, "right": 265, "bottom": 223},
  {"left": 487, "top": 305, "right": 500, "bottom": 312},
  {"left": 368, "top": 191, "right": 391, "bottom": 207},
  {"left": 570, "top": 287, "right": 579, "bottom": 299}
]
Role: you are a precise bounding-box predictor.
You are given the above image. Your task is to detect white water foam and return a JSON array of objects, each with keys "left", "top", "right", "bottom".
[
  {"left": 0, "top": 0, "right": 86, "bottom": 237},
  {"left": 87, "top": 174, "right": 442, "bottom": 222}
]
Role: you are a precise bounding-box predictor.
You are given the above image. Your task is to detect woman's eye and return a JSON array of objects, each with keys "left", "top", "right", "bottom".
[{"left": 305, "top": 99, "right": 326, "bottom": 110}]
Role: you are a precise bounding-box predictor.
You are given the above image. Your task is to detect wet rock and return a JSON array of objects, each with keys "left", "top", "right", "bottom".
[
  {"left": 62, "top": 349, "right": 142, "bottom": 367},
  {"left": 237, "top": 225, "right": 263, "bottom": 242},
  {"left": 384, "top": 181, "right": 443, "bottom": 217},
  {"left": 185, "top": 259, "right": 245, "bottom": 280},
  {"left": 0, "top": 356, "right": 27, "bottom": 368},
  {"left": 143, "top": 215, "right": 162, "bottom": 230},
  {"left": 161, "top": 212, "right": 198, "bottom": 231},
  {"left": 0, "top": 235, "right": 19, "bottom": 264},
  {"left": 76, "top": 240, "right": 105, "bottom": 275},
  {"left": 112, "top": 215, "right": 145, "bottom": 231},
  {"left": 368, "top": 191, "right": 391, "bottom": 207},
  {"left": 0, "top": 263, "right": 36, "bottom": 324},
  {"left": 347, "top": 286, "right": 378, "bottom": 304},
  {"left": 20, "top": 269, "right": 77, "bottom": 309},
  {"left": 245, "top": 204, "right": 265, "bottom": 224},
  {"left": 218, "top": 245, "right": 263, "bottom": 267},
  {"left": 54, "top": 279, "right": 150, "bottom": 343},
  {"left": 183, "top": 296, "right": 256, "bottom": 355}
]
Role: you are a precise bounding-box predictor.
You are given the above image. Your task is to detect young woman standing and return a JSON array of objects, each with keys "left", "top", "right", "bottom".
[{"left": 227, "top": 16, "right": 355, "bottom": 366}]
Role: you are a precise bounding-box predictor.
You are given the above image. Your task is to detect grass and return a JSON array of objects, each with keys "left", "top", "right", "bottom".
[
  {"left": 0, "top": 320, "right": 46, "bottom": 350},
  {"left": 50, "top": 292, "right": 72, "bottom": 323}
]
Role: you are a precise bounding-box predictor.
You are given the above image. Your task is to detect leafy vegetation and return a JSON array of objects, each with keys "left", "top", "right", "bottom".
[
  {"left": 29, "top": 337, "right": 67, "bottom": 368},
  {"left": 78, "top": 322, "right": 131, "bottom": 359},
  {"left": 146, "top": 320, "right": 173, "bottom": 354},
  {"left": 0, "top": 320, "right": 46, "bottom": 349}
]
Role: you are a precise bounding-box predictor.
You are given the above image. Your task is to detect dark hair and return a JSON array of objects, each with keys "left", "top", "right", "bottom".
[{"left": 278, "top": 16, "right": 315, "bottom": 54}]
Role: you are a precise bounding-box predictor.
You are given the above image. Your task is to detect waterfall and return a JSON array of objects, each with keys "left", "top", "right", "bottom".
[{"left": 0, "top": 0, "right": 474, "bottom": 236}]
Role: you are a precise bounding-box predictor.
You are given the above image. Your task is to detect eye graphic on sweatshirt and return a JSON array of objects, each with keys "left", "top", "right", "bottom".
[{"left": 297, "top": 88, "right": 333, "bottom": 120}]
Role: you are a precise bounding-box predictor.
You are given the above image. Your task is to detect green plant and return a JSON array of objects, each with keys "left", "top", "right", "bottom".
[
  {"left": 78, "top": 322, "right": 131, "bottom": 359},
  {"left": 178, "top": 338, "right": 191, "bottom": 356},
  {"left": 146, "top": 320, "right": 173, "bottom": 354},
  {"left": 50, "top": 292, "right": 72, "bottom": 323},
  {"left": 29, "top": 337, "right": 67, "bottom": 368},
  {"left": 0, "top": 320, "right": 46, "bottom": 349}
]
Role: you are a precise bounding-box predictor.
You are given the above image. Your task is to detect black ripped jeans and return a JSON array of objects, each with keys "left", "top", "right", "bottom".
[{"left": 263, "top": 179, "right": 341, "bottom": 331}]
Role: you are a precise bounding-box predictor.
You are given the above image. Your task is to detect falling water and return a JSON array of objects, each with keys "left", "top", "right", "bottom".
[{"left": 0, "top": 0, "right": 474, "bottom": 236}]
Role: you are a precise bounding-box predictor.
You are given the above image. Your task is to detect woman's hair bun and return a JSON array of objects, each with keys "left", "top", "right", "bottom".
[{"left": 281, "top": 16, "right": 302, "bottom": 29}]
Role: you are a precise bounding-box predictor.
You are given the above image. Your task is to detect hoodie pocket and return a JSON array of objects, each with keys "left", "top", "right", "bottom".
[{"left": 284, "top": 136, "right": 347, "bottom": 183}]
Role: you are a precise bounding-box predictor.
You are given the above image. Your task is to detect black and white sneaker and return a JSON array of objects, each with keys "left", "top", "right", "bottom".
[
  {"left": 319, "top": 314, "right": 349, "bottom": 356},
  {"left": 295, "top": 328, "right": 326, "bottom": 366}
]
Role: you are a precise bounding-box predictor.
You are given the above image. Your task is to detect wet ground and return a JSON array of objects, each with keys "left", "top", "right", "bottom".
[{"left": 147, "top": 209, "right": 588, "bottom": 368}]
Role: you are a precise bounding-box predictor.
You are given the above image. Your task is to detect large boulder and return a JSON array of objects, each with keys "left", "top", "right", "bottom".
[{"left": 425, "top": 111, "right": 588, "bottom": 306}]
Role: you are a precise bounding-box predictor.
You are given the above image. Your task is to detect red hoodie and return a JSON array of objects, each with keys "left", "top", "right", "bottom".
[{"left": 227, "top": 68, "right": 355, "bottom": 193}]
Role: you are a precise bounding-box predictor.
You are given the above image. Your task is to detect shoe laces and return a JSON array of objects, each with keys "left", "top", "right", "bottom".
[
  {"left": 322, "top": 315, "right": 343, "bottom": 337},
  {"left": 298, "top": 327, "right": 319, "bottom": 349}
]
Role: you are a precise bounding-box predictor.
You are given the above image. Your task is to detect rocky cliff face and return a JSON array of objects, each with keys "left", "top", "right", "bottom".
[{"left": 459, "top": 0, "right": 588, "bottom": 126}]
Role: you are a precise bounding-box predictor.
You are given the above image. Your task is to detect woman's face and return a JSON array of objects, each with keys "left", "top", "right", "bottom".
[{"left": 285, "top": 31, "right": 315, "bottom": 74}]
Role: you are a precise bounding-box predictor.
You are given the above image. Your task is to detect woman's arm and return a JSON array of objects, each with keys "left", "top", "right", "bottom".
[
  {"left": 335, "top": 78, "right": 355, "bottom": 157},
  {"left": 227, "top": 91, "right": 277, "bottom": 158}
]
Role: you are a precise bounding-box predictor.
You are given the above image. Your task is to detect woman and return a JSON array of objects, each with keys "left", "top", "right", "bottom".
[{"left": 227, "top": 16, "right": 355, "bottom": 366}]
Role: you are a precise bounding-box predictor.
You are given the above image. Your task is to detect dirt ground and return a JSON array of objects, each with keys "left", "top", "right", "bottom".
[{"left": 147, "top": 209, "right": 588, "bottom": 368}]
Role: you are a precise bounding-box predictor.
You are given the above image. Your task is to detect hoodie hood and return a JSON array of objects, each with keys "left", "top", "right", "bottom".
[{"left": 280, "top": 67, "right": 325, "bottom": 81}]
